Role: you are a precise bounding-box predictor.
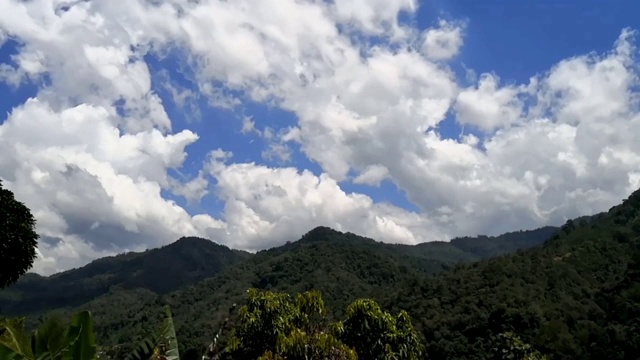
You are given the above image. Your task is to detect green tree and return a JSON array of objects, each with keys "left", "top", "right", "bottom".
[
  {"left": 225, "top": 289, "right": 355, "bottom": 360},
  {"left": 225, "top": 289, "right": 422, "bottom": 360},
  {"left": 491, "top": 332, "right": 548, "bottom": 360},
  {"left": 0, "top": 179, "right": 39, "bottom": 288},
  {"left": 336, "top": 299, "right": 424, "bottom": 360}
]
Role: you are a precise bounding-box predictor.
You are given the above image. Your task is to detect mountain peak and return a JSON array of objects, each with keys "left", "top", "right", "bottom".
[
  {"left": 170, "top": 236, "right": 219, "bottom": 249},
  {"left": 301, "top": 226, "right": 341, "bottom": 240},
  {"left": 299, "top": 226, "right": 369, "bottom": 242},
  {"left": 624, "top": 187, "right": 640, "bottom": 209}
]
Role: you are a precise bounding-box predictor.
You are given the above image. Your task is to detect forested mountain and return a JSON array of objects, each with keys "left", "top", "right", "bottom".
[
  {"left": 0, "top": 237, "right": 250, "bottom": 314},
  {"left": 389, "top": 190, "right": 640, "bottom": 359},
  {"left": 34, "top": 183, "right": 636, "bottom": 360},
  {"left": 449, "top": 226, "right": 559, "bottom": 258},
  {"left": 0, "top": 224, "right": 558, "bottom": 357}
]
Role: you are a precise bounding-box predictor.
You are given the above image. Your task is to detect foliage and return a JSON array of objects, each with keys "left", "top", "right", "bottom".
[
  {"left": 0, "top": 237, "right": 249, "bottom": 315},
  {"left": 225, "top": 289, "right": 421, "bottom": 360},
  {"left": 336, "top": 299, "right": 423, "bottom": 360},
  {"left": 0, "top": 308, "right": 180, "bottom": 360},
  {"left": 0, "top": 311, "right": 96, "bottom": 360},
  {"left": 125, "top": 306, "right": 180, "bottom": 360},
  {"left": 0, "top": 179, "right": 39, "bottom": 289},
  {"left": 0, "top": 225, "right": 559, "bottom": 358},
  {"left": 450, "top": 226, "right": 559, "bottom": 258},
  {"left": 390, "top": 189, "right": 640, "bottom": 359},
  {"left": 491, "top": 332, "right": 548, "bottom": 360}
]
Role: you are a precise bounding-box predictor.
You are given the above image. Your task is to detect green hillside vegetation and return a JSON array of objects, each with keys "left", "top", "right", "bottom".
[
  {"left": 0, "top": 225, "right": 557, "bottom": 357},
  {"left": 449, "top": 226, "right": 558, "bottom": 258},
  {"left": 0, "top": 237, "right": 250, "bottom": 315},
  {"left": 1, "top": 290, "right": 426, "bottom": 360},
  {"left": 389, "top": 190, "right": 640, "bottom": 359}
]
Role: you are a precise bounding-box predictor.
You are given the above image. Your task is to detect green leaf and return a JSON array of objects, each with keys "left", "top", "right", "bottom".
[
  {"left": 64, "top": 311, "right": 96, "bottom": 360},
  {"left": 0, "top": 318, "right": 34, "bottom": 359},
  {"left": 0, "top": 342, "right": 27, "bottom": 360},
  {"left": 160, "top": 306, "right": 180, "bottom": 360}
]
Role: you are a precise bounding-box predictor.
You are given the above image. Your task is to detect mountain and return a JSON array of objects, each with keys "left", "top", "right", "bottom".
[
  {"left": 0, "top": 237, "right": 251, "bottom": 315},
  {"left": 5, "top": 186, "right": 639, "bottom": 360},
  {"left": 389, "top": 190, "right": 640, "bottom": 359},
  {"left": 0, "top": 224, "right": 561, "bottom": 357},
  {"left": 449, "top": 226, "right": 559, "bottom": 258}
]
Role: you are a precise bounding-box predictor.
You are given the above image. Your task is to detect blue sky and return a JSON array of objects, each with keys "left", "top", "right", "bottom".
[
  {"left": 0, "top": 2, "right": 636, "bottom": 210},
  {"left": 2, "top": 0, "right": 640, "bottom": 273},
  {"left": 133, "top": 0, "right": 640, "bottom": 217}
]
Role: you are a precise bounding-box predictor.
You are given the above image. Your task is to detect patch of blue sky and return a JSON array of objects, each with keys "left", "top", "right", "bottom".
[{"left": 0, "top": 39, "right": 40, "bottom": 122}]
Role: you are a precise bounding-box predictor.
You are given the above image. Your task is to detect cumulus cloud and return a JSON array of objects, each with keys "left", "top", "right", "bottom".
[
  {"left": 455, "top": 73, "right": 525, "bottom": 132},
  {"left": 421, "top": 19, "right": 465, "bottom": 61},
  {"left": 0, "top": 98, "right": 225, "bottom": 274},
  {"left": 0, "top": 0, "right": 639, "bottom": 274},
  {"left": 204, "top": 154, "right": 444, "bottom": 251},
  {"left": 353, "top": 165, "right": 389, "bottom": 186}
]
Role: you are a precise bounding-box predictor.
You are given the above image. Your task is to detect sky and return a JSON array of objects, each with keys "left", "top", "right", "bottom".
[{"left": 1, "top": 0, "right": 640, "bottom": 275}]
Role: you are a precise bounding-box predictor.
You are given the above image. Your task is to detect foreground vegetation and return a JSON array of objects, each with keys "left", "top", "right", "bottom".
[{"left": 1, "top": 289, "right": 427, "bottom": 360}]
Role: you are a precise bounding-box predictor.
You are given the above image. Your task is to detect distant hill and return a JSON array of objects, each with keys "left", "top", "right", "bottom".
[
  {"left": 0, "top": 237, "right": 251, "bottom": 315},
  {"left": 449, "top": 225, "right": 559, "bottom": 258}
]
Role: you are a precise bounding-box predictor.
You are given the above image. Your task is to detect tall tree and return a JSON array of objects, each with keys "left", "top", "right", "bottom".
[{"left": 0, "top": 179, "right": 39, "bottom": 288}]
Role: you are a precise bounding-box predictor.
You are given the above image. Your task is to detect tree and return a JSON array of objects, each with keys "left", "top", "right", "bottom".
[
  {"left": 0, "top": 179, "right": 39, "bottom": 288},
  {"left": 336, "top": 299, "right": 424, "bottom": 360},
  {"left": 225, "top": 289, "right": 356, "bottom": 360},
  {"left": 224, "top": 289, "right": 422, "bottom": 360},
  {"left": 491, "top": 332, "right": 548, "bottom": 360}
]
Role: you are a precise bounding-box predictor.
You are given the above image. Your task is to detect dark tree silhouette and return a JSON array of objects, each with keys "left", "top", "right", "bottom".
[{"left": 0, "top": 179, "right": 39, "bottom": 288}]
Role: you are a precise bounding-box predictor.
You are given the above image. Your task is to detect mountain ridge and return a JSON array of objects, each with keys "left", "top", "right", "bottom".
[
  {"left": 386, "top": 189, "right": 640, "bottom": 359},
  {"left": 0, "top": 236, "right": 250, "bottom": 314},
  {"left": 0, "top": 222, "right": 565, "bottom": 358}
]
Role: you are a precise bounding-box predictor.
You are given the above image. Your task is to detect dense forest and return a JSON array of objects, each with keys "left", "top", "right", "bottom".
[{"left": 1, "top": 188, "right": 639, "bottom": 359}]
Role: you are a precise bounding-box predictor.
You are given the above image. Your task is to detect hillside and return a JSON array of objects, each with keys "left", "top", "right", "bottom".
[
  {"left": 389, "top": 190, "right": 640, "bottom": 359},
  {"left": 0, "top": 225, "right": 555, "bottom": 317},
  {"left": 66, "top": 227, "right": 561, "bottom": 356},
  {"left": 0, "top": 224, "right": 559, "bottom": 357},
  {"left": 0, "top": 237, "right": 251, "bottom": 315},
  {"left": 60, "top": 193, "right": 636, "bottom": 360},
  {"left": 449, "top": 226, "right": 559, "bottom": 258}
]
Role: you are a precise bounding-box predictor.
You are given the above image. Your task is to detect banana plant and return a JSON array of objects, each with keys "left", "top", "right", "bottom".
[
  {"left": 1, "top": 306, "right": 180, "bottom": 360},
  {"left": 0, "top": 311, "right": 96, "bottom": 360},
  {"left": 125, "top": 306, "right": 180, "bottom": 360}
]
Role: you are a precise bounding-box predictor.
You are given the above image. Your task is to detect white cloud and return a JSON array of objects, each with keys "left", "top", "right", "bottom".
[
  {"left": 421, "top": 19, "right": 465, "bottom": 61},
  {"left": 168, "top": 172, "right": 210, "bottom": 204},
  {"left": 353, "top": 165, "right": 389, "bottom": 186},
  {"left": 240, "top": 116, "right": 258, "bottom": 135},
  {"left": 455, "top": 73, "right": 525, "bottom": 132},
  {"left": 0, "top": 0, "right": 639, "bottom": 274},
  {"left": 332, "top": 0, "right": 417, "bottom": 40},
  {"left": 0, "top": 98, "right": 225, "bottom": 274},
  {"left": 205, "top": 157, "right": 446, "bottom": 251}
]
